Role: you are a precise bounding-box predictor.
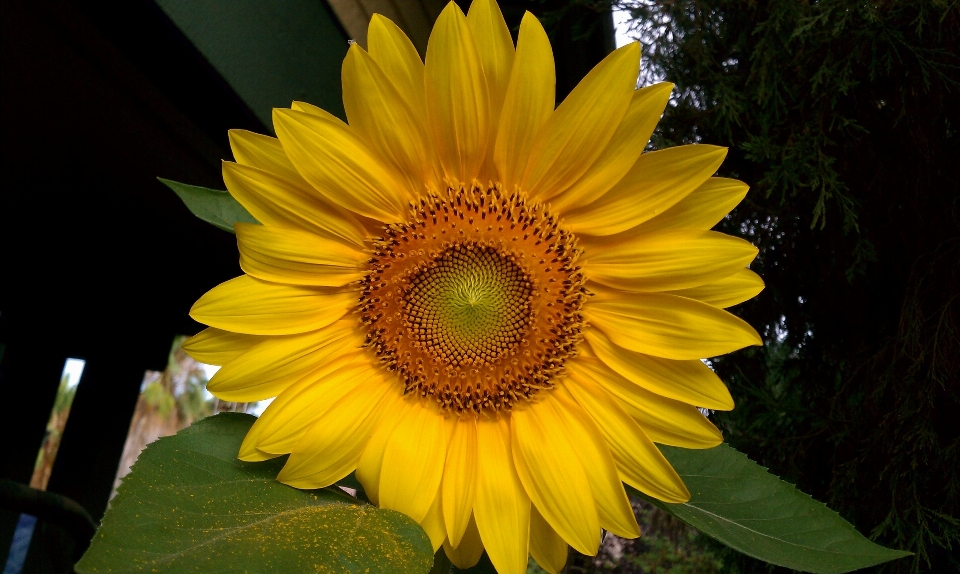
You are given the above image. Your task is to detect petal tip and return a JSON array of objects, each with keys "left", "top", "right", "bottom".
[
  {"left": 276, "top": 462, "right": 314, "bottom": 488},
  {"left": 438, "top": 0, "right": 467, "bottom": 20},
  {"left": 237, "top": 441, "right": 270, "bottom": 462}
]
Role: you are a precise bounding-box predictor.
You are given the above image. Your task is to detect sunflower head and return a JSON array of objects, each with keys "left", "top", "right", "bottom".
[{"left": 184, "top": 1, "right": 763, "bottom": 573}]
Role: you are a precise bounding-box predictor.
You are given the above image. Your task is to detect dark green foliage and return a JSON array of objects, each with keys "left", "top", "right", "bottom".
[
  {"left": 606, "top": 1, "right": 960, "bottom": 572},
  {"left": 565, "top": 441, "right": 909, "bottom": 574},
  {"left": 631, "top": 445, "right": 910, "bottom": 572},
  {"left": 587, "top": 501, "right": 724, "bottom": 574}
]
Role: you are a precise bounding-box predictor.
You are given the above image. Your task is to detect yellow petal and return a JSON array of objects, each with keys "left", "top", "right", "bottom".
[
  {"left": 354, "top": 388, "right": 409, "bottom": 505},
  {"left": 637, "top": 177, "right": 749, "bottom": 233},
  {"left": 466, "top": 0, "right": 514, "bottom": 178},
  {"left": 222, "top": 160, "right": 367, "bottom": 248},
  {"left": 207, "top": 321, "right": 362, "bottom": 402},
  {"left": 583, "top": 230, "right": 758, "bottom": 292},
  {"left": 567, "top": 358, "right": 723, "bottom": 449},
  {"left": 442, "top": 416, "right": 478, "bottom": 547},
  {"left": 552, "top": 82, "right": 674, "bottom": 212},
  {"left": 425, "top": 3, "right": 489, "bottom": 184},
  {"left": 342, "top": 44, "right": 440, "bottom": 195},
  {"left": 521, "top": 42, "right": 639, "bottom": 200},
  {"left": 421, "top": 491, "right": 446, "bottom": 551},
  {"left": 529, "top": 505, "right": 568, "bottom": 574},
  {"left": 290, "top": 100, "right": 324, "bottom": 115},
  {"left": 493, "top": 12, "right": 554, "bottom": 192},
  {"left": 564, "top": 145, "right": 727, "bottom": 236},
  {"left": 551, "top": 393, "right": 640, "bottom": 538},
  {"left": 273, "top": 108, "right": 409, "bottom": 222},
  {"left": 239, "top": 389, "right": 322, "bottom": 460},
  {"left": 443, "top": 514, "right": 484, "bottom": 570},
  {"left": 475, "top": 417, "right": 530, "bottom": 574},
  {"left": 585, "top": 290, "right": 762, "bottom": 360},
  {"left": 379, "top": 399, "right": 454, "bottom": 522},
  {"left": 365, "top": 17, "right": 445, "bottom": 190},
  {"left": 561, "top": 377, "right": 690, "bottom": 502},
  {"left": 242, "top": 354, "right": 378, "bottom": 457},
  {"left": 367, "top": 15, "right": 426, "bottom": 123},
  {"left": 467, "top": 0, "right": 513, "bottom": 112},
  {"left": 235, "top": 447, "right": 280, "bottom": 463},
  {"left": 190, "top": 275, "right": 358, "bottom": 336},
  {"left": 239, "top": 438, "right": 278, "bottom": 462},
  {"left": 511, "top": 399, "right": 600, "bottom": 554},
  {"left": 585, "top": 329, "right": 734, "bottom": 410},
  {"left": 180, "top": 328, "right": 265, "bottom": 366},
  {"left": 277, "top": 377, "right": 392, "bottom": 488},
  {"left": 666, "top": 268, "right": 765, "bottom": 309},
  {"left": 228, "top": 129, "right": 304, "bottom": 184},
  {"left": 235, "top": 223, "right": 366, "bottom": 287}
]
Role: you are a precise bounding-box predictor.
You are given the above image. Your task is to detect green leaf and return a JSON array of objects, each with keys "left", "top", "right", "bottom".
[
  {"left": 161, "top": 178, "right": 258, "bottom": 233},
  {"left": 429, "top": 549, "right": 453, "bottom": 574},
  {"left": 77, "top": 413, "right": 433, "bottom": 574},
  {"left": 630, "top": 444, "right": 911, "bottom": 574}
]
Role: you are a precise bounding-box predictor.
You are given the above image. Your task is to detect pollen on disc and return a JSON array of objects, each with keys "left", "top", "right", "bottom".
[{"left": 360, "top": 182, "right": 586, "bottom": 414}]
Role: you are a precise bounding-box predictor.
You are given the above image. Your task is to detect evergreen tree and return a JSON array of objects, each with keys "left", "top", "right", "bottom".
[{"left": 606, "top": 1, "right": 960, "bottom": 572}]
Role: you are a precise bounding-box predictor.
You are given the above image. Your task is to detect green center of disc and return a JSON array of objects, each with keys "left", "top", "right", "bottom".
[{"left": 404, "top": 244, "right": 533, "bottom": 367}]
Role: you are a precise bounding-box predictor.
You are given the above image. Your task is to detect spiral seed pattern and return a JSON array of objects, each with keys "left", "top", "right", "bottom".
[
  {"left": 360, "top": 182, "right": 586, "bottom": 414},
  {"left": 404, "top": 245, "right": 533, "bottom": 368}
]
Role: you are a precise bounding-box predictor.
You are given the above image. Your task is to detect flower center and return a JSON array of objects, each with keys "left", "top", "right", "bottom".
[
  {"left": 360, "top": 183, "right": 585, "bottom": 414},
  {"left": 405, "top": 244, "right": 533, "bottom": 366}
]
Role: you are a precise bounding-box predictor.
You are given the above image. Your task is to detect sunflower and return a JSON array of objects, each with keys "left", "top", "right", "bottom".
[{"left": 182, "top": 1, "right": 763, "bottom": 572}]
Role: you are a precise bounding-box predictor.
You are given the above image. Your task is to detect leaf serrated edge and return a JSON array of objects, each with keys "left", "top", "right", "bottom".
[{"left": 625, "top": 444, "right": 912, "bottom": 574}]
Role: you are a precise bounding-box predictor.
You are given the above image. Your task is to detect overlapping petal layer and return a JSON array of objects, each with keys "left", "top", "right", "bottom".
[
  {"left": 425, "top": 3, "right": 489, "bottom": 184},
  {"left": 521, "top": 42, "right": 639, "bottom": 200},
  {"left": 190, "top": 275, "right": 357, "bottom": 336},
  {"left": 184, "top": 2, "right": 763, "bottom": 573},
  {"left": 494, "top": 12, "right": 553, "bottom": 191},
  {"left": 583, "top": 229, "right": 758, "bottom": 292}
]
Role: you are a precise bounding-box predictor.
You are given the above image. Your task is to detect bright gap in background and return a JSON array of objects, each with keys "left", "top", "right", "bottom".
[
  {"left": 110, "top": 337, "right": 272, "bottom": 499},
  {"left": 613, "top": 6, "right": 637, "bottom": 48},
  {"left": 32, "top": 358, "right": 85, "bottom": 490},
  {"left": 4, "top": 358, "right": 86, "bottom": 574}
]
